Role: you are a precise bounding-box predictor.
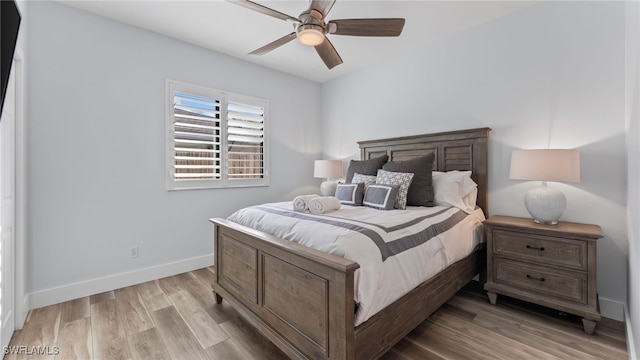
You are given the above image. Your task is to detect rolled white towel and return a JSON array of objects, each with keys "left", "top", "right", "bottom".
[
  {"left": 293, "top": 194, "right": 320, "bottom": 211},
  {"left": 308, "top": 196, "right": 341, "bottom": 215}
]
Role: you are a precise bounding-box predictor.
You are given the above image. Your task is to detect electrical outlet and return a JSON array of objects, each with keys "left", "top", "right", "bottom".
[{"left": 130, "top": 246, "right": 139, "bottom": 258}]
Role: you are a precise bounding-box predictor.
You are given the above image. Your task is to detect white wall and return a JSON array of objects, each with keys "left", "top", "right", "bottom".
[
  {"left": 14, "top": 0, "right": 29, "bottom": 328},
  {"left": 626, "top": 0, "right": 640, "bottom": 356},
  {"left": 321, "top": 1, "right": 627, "bottom": 320},
  {"left": 25, "top": 1, "right": 322, "bottom": 306}
]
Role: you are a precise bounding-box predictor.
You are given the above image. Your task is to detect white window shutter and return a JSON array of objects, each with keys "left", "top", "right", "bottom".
[
  {"left": 226, "top": 101, "right": 265, "bottom": 180},
  {"left": 166, "top": 80, "right": 269, "bottom": 190},
  {"left": 172, "top": 92, "right": 221, "bottom": 181}
]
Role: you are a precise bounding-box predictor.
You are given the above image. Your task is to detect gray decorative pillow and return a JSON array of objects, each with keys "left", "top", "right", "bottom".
[
  {"left": 382, "top": 154, "right": 435, "bottom": 207},
  {"left": 363, "top": 184, "right": 399, "bottom": 210},
  {"left": 351, "top": 173, "right": 377, "bottom": 186},
  {"left": 345, "top": 155, "right": 389, "bottom": 183},
  {"left": 335, "top": 182, "right": 365, "bottom": 206},
  {"left": 375, "top": 169, "right": 414, "bottom": 209}
]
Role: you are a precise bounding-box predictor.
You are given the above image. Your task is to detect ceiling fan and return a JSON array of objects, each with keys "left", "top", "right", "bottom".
[{"left": 227, "top": 0, "right": 406, "bottom": 69}]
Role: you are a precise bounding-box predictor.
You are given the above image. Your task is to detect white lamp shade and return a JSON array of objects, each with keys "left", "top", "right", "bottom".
[
  {"left": 510, "top": 149, "right": 580, "bottom": 183},
  {"left": 314, "top": 160, "right": 343, "bottom": 179}
]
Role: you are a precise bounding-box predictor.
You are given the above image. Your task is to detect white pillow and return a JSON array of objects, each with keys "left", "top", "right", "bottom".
[
  {"left": 432, "top": 171, "right": 477, "bottom": 213},
  {"left": 462, "top": 188, "right": 478, "bottom": 212}
]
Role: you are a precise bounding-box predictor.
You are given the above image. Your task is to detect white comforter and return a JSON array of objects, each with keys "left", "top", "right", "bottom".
[{"left": 227, "top": 202, "right": 485, "bottom": 326}]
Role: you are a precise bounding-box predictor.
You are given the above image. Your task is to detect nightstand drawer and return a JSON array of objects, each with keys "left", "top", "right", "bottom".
[
  {"left": 493, "top": 229, "right": 587, "bottom": 271},
  {"left": 494, "top": 258, "right": 587, "bottom": 304}
]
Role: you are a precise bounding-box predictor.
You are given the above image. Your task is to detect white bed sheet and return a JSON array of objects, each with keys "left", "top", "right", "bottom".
[{"left": 227, "top": 202, "right": 485, "bottom": 325}]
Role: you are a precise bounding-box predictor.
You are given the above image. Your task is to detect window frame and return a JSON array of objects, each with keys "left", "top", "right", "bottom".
[{"left": 165, "top": 80, "right": 269, "bottom": 190}]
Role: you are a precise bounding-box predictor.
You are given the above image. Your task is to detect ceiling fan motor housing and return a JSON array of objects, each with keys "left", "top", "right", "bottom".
[{"left": 296, "top": 10, "right": 326, "bottom": 46}]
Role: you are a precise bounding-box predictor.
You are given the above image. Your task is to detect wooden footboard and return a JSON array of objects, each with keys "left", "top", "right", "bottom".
[
  {"left": 211, "top": 218, "right": 483, "bottom": 360},
  {"left": 353, "top": 248, "right": 482, "bottom": 360},
  {"left": 211, "top": 218, "right": 360, "bottom": 359}
]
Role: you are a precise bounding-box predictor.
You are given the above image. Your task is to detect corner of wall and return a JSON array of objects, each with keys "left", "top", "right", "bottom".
[
  {"left": 16, "top": 295, "right": 29, "bottom": 330},
  {"left": 600, "top": 296, "right": 625, "bottom": 322},
  {"left": 626, "top": 304, "right": 637, "bottom": 360}
]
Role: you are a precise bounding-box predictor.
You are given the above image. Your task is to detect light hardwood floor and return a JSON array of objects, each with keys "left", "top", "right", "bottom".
[{"left": 6, "top": 268, "right": 627, "bottom": 360}]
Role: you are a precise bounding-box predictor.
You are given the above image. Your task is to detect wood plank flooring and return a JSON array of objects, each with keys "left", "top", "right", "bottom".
[{"left": 6, "top": 268, "right": 627, "bottom": 359}]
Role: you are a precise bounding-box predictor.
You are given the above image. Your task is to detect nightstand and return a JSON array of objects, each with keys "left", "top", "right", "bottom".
[{"left": 483, "top": 215, "right": 602, "bottom": 334}]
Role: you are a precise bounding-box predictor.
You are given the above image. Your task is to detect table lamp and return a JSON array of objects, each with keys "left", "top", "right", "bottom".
[
  {"left": 314, "top": 160, "right": 343, "bottom": 196},
  {"left": 509, "top": 149, "right": 580, "bottom": 225}
]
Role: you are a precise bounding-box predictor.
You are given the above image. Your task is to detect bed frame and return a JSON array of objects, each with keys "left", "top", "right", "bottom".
[{"left": 210, "top": 127, "right": 491, "bottom": 360}]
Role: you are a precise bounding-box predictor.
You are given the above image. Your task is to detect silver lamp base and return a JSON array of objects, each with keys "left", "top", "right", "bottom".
[
  {"left": 320, "top": 180, "right": 337, "bottom": 196},
  {"left": 524, "top": 181, "right": 566, "bottom": 225}
]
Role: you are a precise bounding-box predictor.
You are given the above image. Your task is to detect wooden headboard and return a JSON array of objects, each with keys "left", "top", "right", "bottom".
[{"left": 358, "top": 127, "right": 491, "bottom": 216}]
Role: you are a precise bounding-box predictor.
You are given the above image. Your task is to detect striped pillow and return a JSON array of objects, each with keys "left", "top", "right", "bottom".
[
  {"left": 335, "top": 183, "right": 365, "bottom": 206},
  {"left": 363, "top": 184, "right": 399, "bottom": 210}
]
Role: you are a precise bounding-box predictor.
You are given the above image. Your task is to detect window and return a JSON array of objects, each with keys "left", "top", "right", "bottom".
[{"left": 166, "top": 80, "right": 269, "bottom": 190}]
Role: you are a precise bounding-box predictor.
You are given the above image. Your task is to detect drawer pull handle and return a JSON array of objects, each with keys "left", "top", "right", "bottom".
[
  {"left": 526, "top": 245, "right": 545, "bottom": 251},
  {"left": 526, "top": 274, "right": 545, "bottom": 282}
]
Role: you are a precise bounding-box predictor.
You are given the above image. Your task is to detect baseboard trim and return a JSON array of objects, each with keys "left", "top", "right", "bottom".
[
  {"left": 599, "top": 296, "right": 625, "bottom": 322},
  {"left": 28, "top": 254, "right": 214, "bottom": 310},
  {"left": 24, "top": 258, "right": 628, "bottom": 321},
  {"left": 625, "top": 304, "right": 637, "bottom": 360},
  {"left": 16, "top": 295, "right": 29, "bottom": 330}
]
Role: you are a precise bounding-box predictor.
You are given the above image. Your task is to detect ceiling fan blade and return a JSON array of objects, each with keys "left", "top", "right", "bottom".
[
  {"left": 227, "top": 0, "right": 299, "bottom": 22},
  {"left": 327, "top": 18, "right": 405, "bottom": 37},
  {"left": 315, "top": 38, "right": 343, "bottom": 69},
  {"left": 249, "top": 32, "right": 297, "bottom": 55},
  {"left": 309, "top": 0, "right": 336, "bottom": 18}
]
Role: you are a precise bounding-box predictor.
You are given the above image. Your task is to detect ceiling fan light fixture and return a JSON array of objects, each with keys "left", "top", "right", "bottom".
[
  {"left": 297, "top": 24, "right": 325, "bottom": 46},
  {"left": 231, "top": 0, "right": 405, "bottom": 69}
]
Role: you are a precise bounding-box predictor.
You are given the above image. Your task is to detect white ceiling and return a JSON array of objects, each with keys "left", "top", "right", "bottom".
[{"left": 59, "top": 1, "right": 536, "bottom": 83}]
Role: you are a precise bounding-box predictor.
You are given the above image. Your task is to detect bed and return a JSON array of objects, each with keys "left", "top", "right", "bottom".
[{"left": 209, "top": 127, "right": 491, "bottom": 360}]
